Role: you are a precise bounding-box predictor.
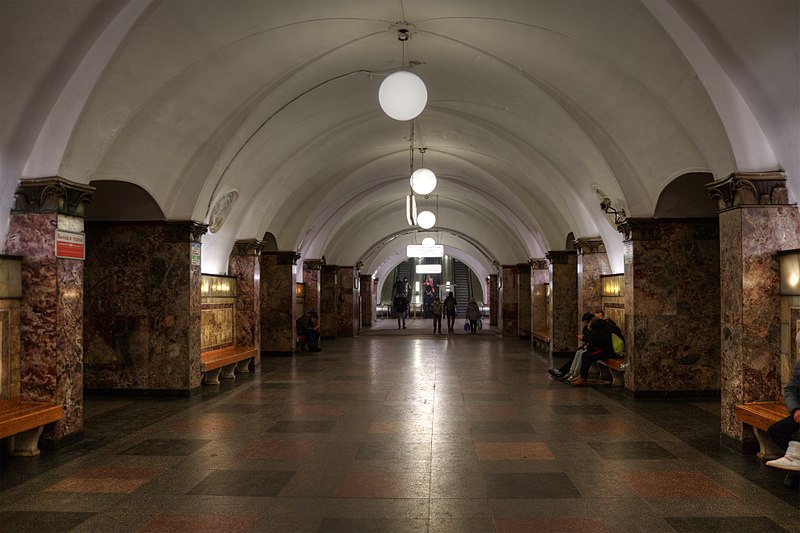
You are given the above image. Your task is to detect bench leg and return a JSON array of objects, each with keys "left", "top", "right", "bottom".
[
  {"left": 753, "top": 427, "right": 785, "bottom": 461},
  {"left": 8, "top": 426, "right": 44, "bottom": 457},
  {"left": 221, "top": 363, "right": 237, "bottom": 379},
  {"left": 203, "top": 367, "right": 222, "bottom": 385},
  {"left": 607, "top": 367, "right": 625, "bottom": 386},
  {"left": 235, "top": 357, "right": 252, "bottom": 373}
]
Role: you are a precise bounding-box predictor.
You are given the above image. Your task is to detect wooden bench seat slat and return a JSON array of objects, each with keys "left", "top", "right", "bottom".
[
  {"left": 200, "top": 346, "right": 257, "bottom": 372},
  {"left": 735, "top": 401, "right": 788, "bottom": 432},
  {"left": 0, "top": 399, "right": 63, "bottom": 440},
  {"left": 532, "top": 330, "right": 550, "bottom": 342},
  {"left": 598, "top": 358, "right": 625, "bottom": 372}
]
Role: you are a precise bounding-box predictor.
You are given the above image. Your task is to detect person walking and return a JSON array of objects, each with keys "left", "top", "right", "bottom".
[
  {"left": 394, "top": 291, "right": 408, "bottom": 329},
  {"left": 431, "top": 296, "right": 443, "bottom": 334},
  {"left": 466, "top": 299, "right": 481, "bottom": 334},
  {"left": 444, "top": 291, "right": 457, "bottom": 333}
]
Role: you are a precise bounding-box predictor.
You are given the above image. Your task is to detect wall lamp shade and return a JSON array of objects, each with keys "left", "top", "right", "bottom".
[
  {"left": 417, "top": 210, "right": 436, "bottom": 229},
  {"left": 378, "top": 71, "right": 427, "bottom": 121},
  {"left": 779, "top": 249, "right": 800, "bottom": 295},
  {"left": 410, "top": 168, "right": 437, "bottom": 195},
  {"left": 421, "top": 237, "right": 436, "bottom": 246}
]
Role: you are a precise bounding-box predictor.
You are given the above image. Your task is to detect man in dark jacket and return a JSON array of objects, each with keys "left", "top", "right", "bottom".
[
  {"left": 767, "top": 361, "right": 800, "bottom": 487},
  {"left": 571, "top": 317, "right": 615, "bottom": 386}
]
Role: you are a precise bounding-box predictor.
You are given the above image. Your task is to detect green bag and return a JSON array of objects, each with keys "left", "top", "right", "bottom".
[{"left": 611, "top": 333, "right": 625, "bottom": 355}]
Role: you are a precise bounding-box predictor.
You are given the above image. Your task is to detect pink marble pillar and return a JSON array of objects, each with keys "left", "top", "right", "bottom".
[
  {"left": 547, "top": 251, "right": 578, "bottom": 355},
  {"left": 488, "top": 274, "right": 499, "bottom": 326},
  {"left": 229, "top": 239, "right": 261, "bottom": 371},
  {"left": 320, "top": 265, "right": 338, "bottom": 339},
  {"left": 531, "top": 260, "right": 549, "bottom": 337},
  {"left": 501, "top": 265, "right": 518, "bottom": 337},
  {"left": 574, "top": 238, "right": 611, "bottom": 315},
  {"left": 707, "top": 172, "right": 800, "bottom": 450},
  {"left": 5, "top": 177, "right": 94, "bottom": 445},
  {"left": 260, "top": 251, "right": 298, "bottom": 354},
  {"left": 517, "top": 263, "right": 532, "bottom": 338},
  {"left": 360, "top": 274, "right": 373, "bottom": 328},
  {"left": 336, "top": 266, "right": 358, "bottom": 337},
  {"left": 302, "top": 259, "right": 323, "bottom": 315},
  {"left": 618, "top": 218, "right": 720, "bottom": 397}
]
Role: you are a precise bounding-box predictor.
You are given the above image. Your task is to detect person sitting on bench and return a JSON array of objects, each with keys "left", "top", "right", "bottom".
[{"left": 767, "top": 360, "right": 800, "bottom": 488}]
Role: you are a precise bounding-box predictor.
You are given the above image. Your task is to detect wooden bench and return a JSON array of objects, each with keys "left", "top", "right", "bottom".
[
  {"left": 0, "top": 399, "right": 63, "bottom": 456},
  {"left": 532, "top": 330, "right": 550, "bottom": 352},
  {"left": 735, "top": 399, "right": 789, "bottom": 460},
  {"left": 597, "top": 357, "right": 626, "bottom": 386},
  {"left": 200, "top": 346, "right": 257, "bottom": 385}
]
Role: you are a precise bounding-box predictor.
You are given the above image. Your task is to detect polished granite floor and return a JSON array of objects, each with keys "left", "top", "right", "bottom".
[{"left": 1, "top": 318, "right": 798, "bottom": 532}]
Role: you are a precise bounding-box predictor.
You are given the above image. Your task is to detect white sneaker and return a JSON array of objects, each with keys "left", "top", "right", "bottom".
[{"left": 766, "top": 441, "right": 800, "bottom": 471}]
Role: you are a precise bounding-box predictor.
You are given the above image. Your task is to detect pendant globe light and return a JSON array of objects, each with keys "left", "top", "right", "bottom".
[
  {"left": 417, "top": 210, "right": 436, "bottom": 229},
  {"left": 410, "top": 167, "right": 437, "bottom": 195},
  {"left": 421, "top": 237, "right": 436, "bottom": 246},
  {"left": 378, "top": 28, "right": 427, "bottom": 121}
]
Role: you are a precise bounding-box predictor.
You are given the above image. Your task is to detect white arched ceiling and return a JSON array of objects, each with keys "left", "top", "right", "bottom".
[{"left": 2, "top": 1, "right": 796, "bottom": 276}]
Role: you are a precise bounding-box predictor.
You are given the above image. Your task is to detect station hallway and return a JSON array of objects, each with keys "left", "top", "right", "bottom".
[{"left": 1, "top": 324, "right": 797, "bottom": 533}]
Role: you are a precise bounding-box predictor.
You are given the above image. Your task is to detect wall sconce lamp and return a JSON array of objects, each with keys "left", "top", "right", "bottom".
[
  {"left": 779, "top": 249, "right": 800, "bottom": 296},
  {"left": 601, "top": 273, "right": 624, "bottom": 297}
]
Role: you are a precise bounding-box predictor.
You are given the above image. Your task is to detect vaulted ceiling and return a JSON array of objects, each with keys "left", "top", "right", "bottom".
[{"left": 2, "top": 1, "right": 797, "bottom": 283}]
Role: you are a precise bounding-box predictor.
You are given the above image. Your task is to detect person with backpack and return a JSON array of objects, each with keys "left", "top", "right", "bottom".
[
  {"left": 431, "top": 296, "right": 443, "bottom": 334},
  {"left": 466, "top": 299, "right": 481, "bottom": 334},
  {"left": 444, "top": 291, "right": 457, "bottom": 333}
]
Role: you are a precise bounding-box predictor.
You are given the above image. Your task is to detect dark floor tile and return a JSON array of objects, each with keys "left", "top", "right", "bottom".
[
  {"left": 470, "top": 421, "right": 536, "bottom": 434},
  {"left": 483, "top": 472, "right": 581, "bottom": 499},
  {"left": 119, "top": 438, "right": 210, "bottom": 456},
  {"left": 356, "top": 442, "right": 431, "bottom": 460},
  {"left": 310, "top": 392, "right": 360, "bottom": 401},
  {"left": 463, "top": 393, "right": 512, "bottom": 401},
  {"left": 261, "top": 382, "right": 302, "bottom": 388},
  {"left": 588, "top": 441, "right": 676, "bottom": 460},
  {"left": 665, "top": 516, "right": 791, "bottom": 533},
  {"left": 551, "top": 404, "right": 611, "bottom": 415},
  {"left": 207, "top": 403, "right": 264, "bottom": 413},
  {"left": 0, "top": 511, "right": 96, "bottom": 532},
  {"left": 187, "top": 469, "right": 295, "bottom": 496},
  {"left": 318, "top": 517, "right": 427, "bottom": 532},
  {"left": 267, "top": 420, "right": 337, "bottom": 433}
]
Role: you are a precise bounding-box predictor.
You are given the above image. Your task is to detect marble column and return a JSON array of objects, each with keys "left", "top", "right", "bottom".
[
  {"left": 360, "top": 274, "right": 373, "bottom": 328},
  {"left": 574, "top": 237, "right": 611, "bottom": 315},
  {"left": 5, "top": 177, "right": 94, "bottom": 445},
  {"left": 488, "top": 274, "right": 499, "bottom": 326},
  {"left": 547, "top": 251, "right": 578, "bottom": 356},
  {"left": 260, "top": 251, "right": 298, "bottom": 354},
  {"left": 501, "top": 265, "right": 518, "bottom": 337},
  {"left": 517, "top": 263, "right": 532, "bottom": 338},
  {"left": 229, "top": 239, "right": 261, "bottom": 371},
  {"left": 302, "top": 259, "right": 323, "bottom": 315},
  {"left": 707, "top": 172, "right": 800, "bottom": 450},
  {"left": 618, "top": 218, "right": 720, "bottom": 397},
  {"left": 531, "top": 259, "right": 549, "bottom": 338},
  {"left": 320, "top": 265, "right": 338, "bottom": 339},
  {"left": 336, "top": 266, "right": 358, "bottom": 337}
]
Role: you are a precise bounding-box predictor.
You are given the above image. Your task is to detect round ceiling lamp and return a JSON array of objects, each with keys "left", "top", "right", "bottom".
[
  {"left": 410, "top": 168, "right": 437, "bottom": 195},
  {"left": 378, "top": 71, "right": 427, "bottom": 121},
  {"left": 421, "top": 237, "right": 436, "bottom": 246},
  {"left": 417, "top": 210, "right": 436, "bottom": 229}
]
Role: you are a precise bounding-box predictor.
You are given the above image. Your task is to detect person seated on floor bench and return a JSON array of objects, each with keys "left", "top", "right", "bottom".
[
  {"left": 548, "top": 312, "right": 593, "bottom": 379},
  {"left": 767, "top": 360, "right": 800, "bottom": 488},
  {"left": 296, "top": 310, "right": 321, "bottom": 352},
  {"left": 571, "top": 316, "right": 614, "bottom": 386}
]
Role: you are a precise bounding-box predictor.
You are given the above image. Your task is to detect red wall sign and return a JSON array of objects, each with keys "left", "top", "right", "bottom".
[{"left": 55, "top": 230, "right": 85, "bottom": 260}]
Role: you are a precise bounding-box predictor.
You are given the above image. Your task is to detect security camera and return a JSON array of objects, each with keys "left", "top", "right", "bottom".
[{"left": 600, "top": 198, "right": 611, "bottom": 212}]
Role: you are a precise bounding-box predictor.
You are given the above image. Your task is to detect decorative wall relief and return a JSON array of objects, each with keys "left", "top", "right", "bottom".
[{"left": 208, "top": 191, "right": 238, "bottom": 233}]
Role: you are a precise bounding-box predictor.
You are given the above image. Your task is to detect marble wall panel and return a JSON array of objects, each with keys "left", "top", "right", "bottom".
[
  {"left": 579, "top": 251, "right": 611, "bottom": 315},
  {"left": 719, "top": 206, "right": 800, "bottom": 443},
  {"left": 260, "top": 252, "right": 296, "bottom": 353},
  {"left": 336, "top": 267, "right": 357, "bottom": 337},
  {"left": 360, "top": 274, "right": 373, "bottom": 327},
  {"left": 532, "top": 267, "right": 549, "bottom": 334},
  {"left": 228, "top": 251, "right": 260, "bottom": 354},
  {"left": 320, "top": 266, "right": 337, "bottom": 338},
  {"left": 549, "top": 252, "right": 578, "bottom": 354},
  {"left": 303, "top": 267, "right": 320, "bottom": 314},
  {"left": 501, "top": 266, "right": 518, "bottom": 337},
  {"left": 517, "top": 264, "right": 532, "bottom": 338},
  {"left": 623, "top": 220, "right": 720, "bottom": 396},
  {"left": 488, "top": 275, "right": 498, "bottom": 326}
]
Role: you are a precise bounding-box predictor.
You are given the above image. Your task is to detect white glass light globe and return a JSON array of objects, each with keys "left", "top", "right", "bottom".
[
  {"left": 421, "top": 237, "right": 436, "bottom": 246},
  {"left": 378, "top": 71, "right": 427, "bottom": 121},
  {"left": 417, "top": 210, "right": 436, "bottom": 229},
  {"left": 410, "top": 168, "right": 437, "bottom": 195}
]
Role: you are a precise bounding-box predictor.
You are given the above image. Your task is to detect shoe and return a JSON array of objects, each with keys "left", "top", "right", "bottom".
[
  {"left": 403, "top": 326, "right": 406, "bottom": 329},
  {"left": 784, "top": 472, "right": 799, "bottom": 488},
  {"left": 547, "top": 368, "right": 562, "bottom": 378},
  {"left": 570, "top": 376, "right": 587, "bottom": 386},
  {"left": 767, "top": 441, "right": 800, "bottom": 472}
]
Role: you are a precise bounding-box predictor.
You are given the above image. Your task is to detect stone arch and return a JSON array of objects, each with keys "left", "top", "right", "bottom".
[
  {"left": 85, "top": 180, "right": 164, "bottom": 221},
  {"left": 261, "top": 232, "right": 278, "bottom": 251},
  {"left": 655, "top": 172, "right": 717, "bottom": 218}
]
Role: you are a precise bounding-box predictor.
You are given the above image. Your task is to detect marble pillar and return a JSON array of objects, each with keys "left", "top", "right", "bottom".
[
  {"left": 488, "top": 274, "right": 499, "bottom": 326},
  {"left": 5, "top": 177, "right": 94, "bottom": 445},
  {"left": 517, "top": 263, "right": 532, "bottom": 338},
  {"left": 360, "top": 274, "right": 373, "bottom": 328},
  {"left": 320, "top": 265, "right": 338, "bottom": 339},
  {"left": 531, "top": 260, "right": 549, "bottom": 337},
  {"left": 260, "top": 251, "right": 298, "bottom": 354},
  {"left": 336, "top": 266, "right": 358, "bottom": 337},
  {"left": 618, "top": 218, "right": 720, "bottom": 397},
  {"left": 575, "top": 237, "right": 611, "bottom": 315},
  {"left": 547, "top": 251, "right": 578, "bottom": 355},
  {"left": 501, "top": 265, "right": 518, "bottom": 337},
  {"left": 229, "top": 239, "right": 261, "bottom": 371},
  {"left": 707, "top": 172, "right": 800, "bottom": 449},
  {"left": 84, "top": 221, "right": 206, "bottom": 396},
  {"left": 303, "top": 259, "right": 323, "bottom": 315}
]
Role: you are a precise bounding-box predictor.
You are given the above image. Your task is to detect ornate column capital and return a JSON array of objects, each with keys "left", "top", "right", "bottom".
[
  {"left": 573, "top": 237, "right": 606, "bottom": 254},
  {"left": 303, "top": 258, "right": 326, "bottom": 270},
  {"left": 164, "top": 221, "right": 208, "bottom": 243},
  {"left": 706, "top": 171, "right": 791, "bottom": 212},
  {"left": 616, "top": 218, "right": 661, "bottom": 242},
  {"left": 260, "top": 250, "right": 300, "bottom": 264},
  {"left": 529, "top": 258, "right": 548, "bottom": 270},
  {"left": 230, "top": 238, "right": 262, "bottom": 256},
  {"left": 13, "top": 177, "right": 95, "bottom": 217},
  {"left": 546, "top": 250, "right": 576, "bottom": 265}
]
